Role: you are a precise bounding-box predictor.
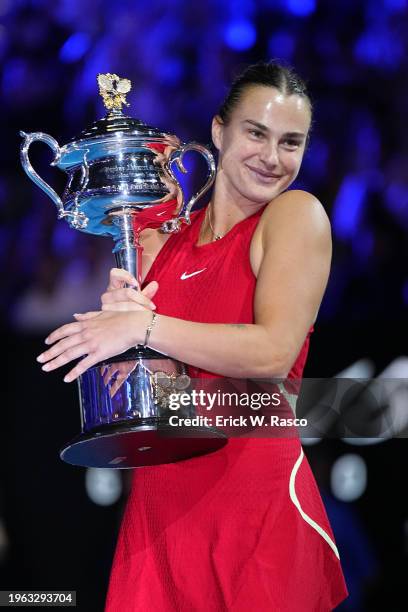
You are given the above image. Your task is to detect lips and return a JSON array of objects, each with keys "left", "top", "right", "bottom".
[{"left": 246, "top": 165, "right": 282, "bottom": 182}]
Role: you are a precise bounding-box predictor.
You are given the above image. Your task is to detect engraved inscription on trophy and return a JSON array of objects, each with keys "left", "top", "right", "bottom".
[{"left": 64, "top": 155, "right": 166, "bottom": 199}]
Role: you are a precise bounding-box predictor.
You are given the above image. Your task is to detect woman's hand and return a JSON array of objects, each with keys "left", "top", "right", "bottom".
[
  {"left": 36, "top": 309, "right": 151, "bottom": 383},
  {"left": 100, "top": 268, "right": 159, "bottom": 312},
  {"left": 36, "top": 269, "right": 159, "bottom": 383}
]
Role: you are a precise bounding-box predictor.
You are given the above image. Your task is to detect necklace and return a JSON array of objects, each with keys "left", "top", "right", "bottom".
[{"left": 207, "top": 203, "right": 223, "bottom": 241}]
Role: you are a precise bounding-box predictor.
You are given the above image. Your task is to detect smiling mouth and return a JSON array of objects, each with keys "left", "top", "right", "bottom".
[{"left": 246, "top": 166, "right": 282, "bottom": 181}]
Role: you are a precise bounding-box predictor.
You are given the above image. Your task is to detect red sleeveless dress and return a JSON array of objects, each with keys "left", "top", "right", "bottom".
[{"left": 105, "top": 205, "right": 348, "bottom": 611}]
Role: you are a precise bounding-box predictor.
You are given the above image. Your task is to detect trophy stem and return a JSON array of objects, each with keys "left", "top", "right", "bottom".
[{"left": 111, "top": 211, "right": 143, "bottom": 287}]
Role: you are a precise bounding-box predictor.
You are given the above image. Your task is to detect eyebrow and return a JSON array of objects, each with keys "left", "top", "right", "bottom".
[{"left": 243, "top": 119, "right": 306, "bottom": 140}]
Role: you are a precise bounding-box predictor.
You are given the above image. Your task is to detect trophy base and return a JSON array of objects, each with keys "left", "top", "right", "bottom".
[{"left": 60, "top": 419, "right": 227, "bottom": 468}]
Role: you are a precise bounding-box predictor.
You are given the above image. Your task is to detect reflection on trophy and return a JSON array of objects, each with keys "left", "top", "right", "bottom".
[{"left": 20, "top": 73, "right": 226, "bottom": 468}]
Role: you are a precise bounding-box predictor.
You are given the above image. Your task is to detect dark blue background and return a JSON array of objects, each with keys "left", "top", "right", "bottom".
[{"left": 1, "top": 1, "right": 407, "bottom": 610}]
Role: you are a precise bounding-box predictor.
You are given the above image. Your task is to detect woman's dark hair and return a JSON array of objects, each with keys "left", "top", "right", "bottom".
[{"left": 218, "top": 60, "right": 312, "bottom": 124}]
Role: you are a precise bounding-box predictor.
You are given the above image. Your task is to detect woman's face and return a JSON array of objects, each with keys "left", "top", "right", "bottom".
[{"left": 212, "top": 85, "right": 311, "bottom": 206}]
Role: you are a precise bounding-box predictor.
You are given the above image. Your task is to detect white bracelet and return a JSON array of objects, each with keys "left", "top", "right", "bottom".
[{"left": 143, "top": 312, "right": 158, "bottom": 347}]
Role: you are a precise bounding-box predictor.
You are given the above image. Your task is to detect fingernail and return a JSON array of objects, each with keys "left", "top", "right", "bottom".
[
  {"left": 42, "top": 364, "right": 50, "bottom": 371},
  {"left": 44, "top": 338, "right": 50, "bottom": 344},
  {"left": 37, "top": 354, "right": 44, "bottom": 362},
  {"left": 64, "top": 375, "right": 71, "bottom": 383}
]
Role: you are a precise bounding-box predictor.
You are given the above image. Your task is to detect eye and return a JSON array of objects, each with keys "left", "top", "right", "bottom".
[
  {"left": 248, "top": 129, "right": 265, "bottom": 140},
  {"left": 282, "top": 139, "right": 302, "bottom": 150}
]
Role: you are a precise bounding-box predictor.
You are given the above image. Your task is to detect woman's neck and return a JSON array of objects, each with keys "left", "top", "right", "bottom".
[
  {"left": 204, "top": 173, "right": 266, "bottom": 239},
  {"left": 198, "top": 180, "right": 264, "bottom": 245}
]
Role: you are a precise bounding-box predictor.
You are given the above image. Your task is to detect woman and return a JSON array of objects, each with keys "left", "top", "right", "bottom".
[{"left": 37, "top": 62, "right": 348, "bottom": 610}]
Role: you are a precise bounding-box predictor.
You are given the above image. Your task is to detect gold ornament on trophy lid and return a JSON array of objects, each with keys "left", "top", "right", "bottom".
[{"left": 97, "top": 73, "right": 132, "bottom": 111}]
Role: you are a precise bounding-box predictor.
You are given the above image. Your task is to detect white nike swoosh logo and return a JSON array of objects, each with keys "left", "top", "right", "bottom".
[{"left": 180, "top": 268, "right": 207, "bottom": 280}]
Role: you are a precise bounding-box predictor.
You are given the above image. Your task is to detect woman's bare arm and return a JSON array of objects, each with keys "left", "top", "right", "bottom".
[
  {"left": 145, "top": 190, "right": 332, "bottom": 377},
  {"left": 37, "top": 190, "right": 331, "bottom": 381}
]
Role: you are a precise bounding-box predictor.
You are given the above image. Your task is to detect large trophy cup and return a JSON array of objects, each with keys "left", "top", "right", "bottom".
[{"left": 20, "top": 73, "right": 226, "bottom": 468}]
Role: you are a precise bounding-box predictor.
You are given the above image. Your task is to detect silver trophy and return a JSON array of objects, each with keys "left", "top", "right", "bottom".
[{"left": 20, "top": 73, "right": 226, "bottom": 468}]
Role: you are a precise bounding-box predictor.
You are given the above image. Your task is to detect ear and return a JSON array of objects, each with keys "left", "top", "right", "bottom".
[{"left": 211, "top": 115, "right": 224, "bottom": 151}]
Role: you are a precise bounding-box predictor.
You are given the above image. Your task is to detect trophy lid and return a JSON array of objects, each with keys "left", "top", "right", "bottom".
[
  {"left": 73, "top": 111, "right": 168, "bottom": 141},
  {"left": 68, "top": 73, "right": 169, "bottom": 143}
]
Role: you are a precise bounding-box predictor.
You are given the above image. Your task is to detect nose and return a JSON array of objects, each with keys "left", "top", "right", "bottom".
[{"left": 259, "top": 141, "right": 279, "bottom": 168}]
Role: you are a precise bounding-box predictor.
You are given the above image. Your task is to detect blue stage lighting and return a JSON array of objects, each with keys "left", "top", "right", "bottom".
[
  {"left": 285, "top": 0, "right": 316, "bottom": 17},
  {"left": 354, "top": 28, "right": 403, "bottom": 67},
  {"left": 268, "top": 30, "right": 295, "bottom": 61},
  {"left": 402, "top": 279, "right": 408, "bottom": 305},
  {"left": 224, "top": 19, "right": 256, "bottom": 51},
  {"left": 158, "top": 57, "right": 185, "bottom": 85},
  {"left": 384, "top": 0, "right": 407, "bottom": 12},
  {"left": 60, "top": 32, "right": 91, "bottom": 63},
  {"left": 332, "top": 175, "right": 367, "bottom": 240}
]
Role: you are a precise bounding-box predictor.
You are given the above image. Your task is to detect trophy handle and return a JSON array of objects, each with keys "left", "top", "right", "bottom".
[
  {"left": 19, "top": 131, "right": 88, "bottom": 230},
  {"left": 161, "top": 142, "right": 216, "bottom": 232}
]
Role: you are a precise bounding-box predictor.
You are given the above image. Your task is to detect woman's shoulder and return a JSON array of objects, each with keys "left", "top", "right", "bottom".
[
  {"left": 263, "top": 188, "right": 327, "bottom": 215},
  {"left": 250, "top": 190, "right": 332, "bottom": 278},
  {"left": 259, "top": 189, "right": 331, "bottom": 237}
]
